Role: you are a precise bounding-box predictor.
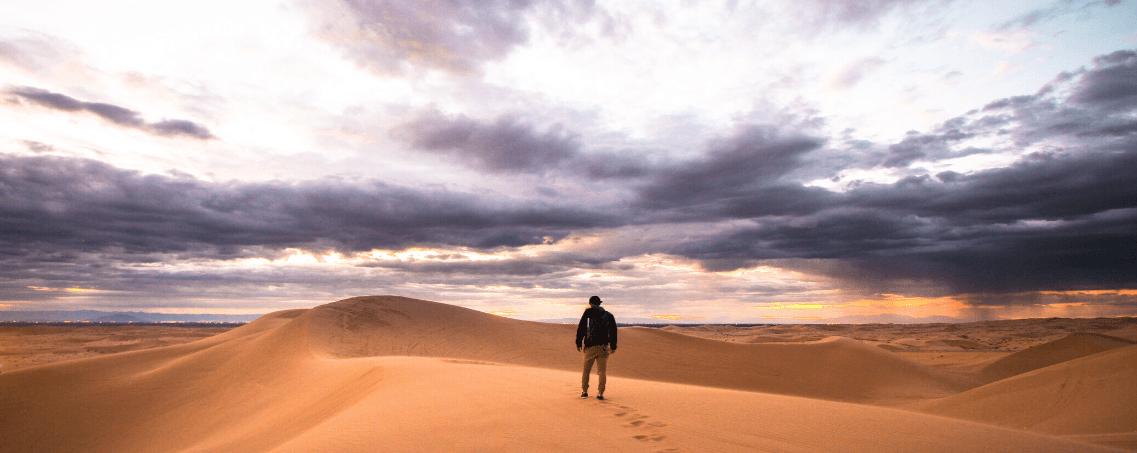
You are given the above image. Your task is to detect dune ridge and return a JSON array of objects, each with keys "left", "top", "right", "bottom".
[
  {"left": 980, "top": 333, "right": 1136, "bottom": 382},
  {"left": 915, "top": 342, "right": 1137, "bottom": 447},
  {"left": 1, "top": 296, "right": 1128, "bottom": 452},
  {"left": 303, "top": 296, "right": 970, "bottom": 402}
]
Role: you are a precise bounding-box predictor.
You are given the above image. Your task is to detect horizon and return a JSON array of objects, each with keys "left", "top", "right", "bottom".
[
  {"left": 3, "top": 297, "right": 1136, "bottom": 325},
  {"left": 2, "top": 0, "right": 1136, "bottom": 323}
]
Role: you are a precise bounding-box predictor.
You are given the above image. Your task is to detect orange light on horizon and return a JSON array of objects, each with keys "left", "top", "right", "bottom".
[
  {"left": 651, "top": 314, "right": 707, "bottom": 320},
  {"left": 490, "top": 311, "right": 517, "bottom": 316}
]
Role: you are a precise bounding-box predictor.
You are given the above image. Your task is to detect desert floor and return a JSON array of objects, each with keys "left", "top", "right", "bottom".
[{"left": 2, "top": 296, "right": 1135, "bottom": 452}]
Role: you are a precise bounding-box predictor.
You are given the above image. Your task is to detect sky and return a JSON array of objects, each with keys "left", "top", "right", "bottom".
[{"left": 1, "top": 0, "right": 1136, "bottom": 322}]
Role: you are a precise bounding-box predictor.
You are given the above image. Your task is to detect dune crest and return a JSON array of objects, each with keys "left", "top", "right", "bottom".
[
  {"left": 915, "top": 343, "right": 1137, "bottom": 440},
  {"left": 297, "top": 296, "right": 969, "bottom": 402},
  {"left": 980, "top": 333, "right": 1136, "bottom": 382}
]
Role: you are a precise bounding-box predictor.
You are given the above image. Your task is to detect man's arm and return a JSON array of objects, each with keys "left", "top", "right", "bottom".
[
  {"left": 576, "top": 313, "right": 588, "bottom": 350},
  {"left": 608, "top": 313, "right": 617, "bottom": 351}
]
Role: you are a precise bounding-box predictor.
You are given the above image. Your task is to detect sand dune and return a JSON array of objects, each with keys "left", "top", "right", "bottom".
[
  {"left": 304, "top": 296, "right": 969, "bottom": 403},
  {"left": 915, "top": 343, "right": 1137, "bottom": 444},
  {"left": 980, "top": 333, "right": 1136, "bottom": 382},
  {"left": 0, "top": 296, "right": 1128, "bottom": 452}
]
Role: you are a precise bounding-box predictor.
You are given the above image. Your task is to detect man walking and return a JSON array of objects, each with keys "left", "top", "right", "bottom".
[{"left": 576, "top": 295, "right": 617, "bottom": 400}]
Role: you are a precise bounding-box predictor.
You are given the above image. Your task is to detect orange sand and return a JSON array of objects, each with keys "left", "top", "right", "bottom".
[{"left": 2, "top": 296, "right": 1134, "bottom": 452}]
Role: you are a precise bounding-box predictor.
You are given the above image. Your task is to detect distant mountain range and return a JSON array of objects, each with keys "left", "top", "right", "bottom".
[{"left": 0, "top": 310, "right": 260, "bottom": 323}]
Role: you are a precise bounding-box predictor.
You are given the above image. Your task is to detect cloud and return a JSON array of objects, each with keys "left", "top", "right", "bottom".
[
  {"left": 393, "top": 110, "right": 579, "bottom": 173},
  {"left": 306, "top": 0, "right": 608, "bottom": 74},
  {"left": 663, "top": 51, "right": 1137, "bottom": 298},
  {"left": 828, "top": 58, "right": 886, "bottom": 90},
  {"left": 634, "top": 125, "right": 825, "bottom": 218},
  {"left": 1069, "top": 49, "right": 1137, "bottom": 110},
  {"left": 4, "top": 45, "right": 1136, "bottom": 314},
  {"left": 995, "top": 0, "right": 1124, "bottom": 32},
  {"left": 0, "top": 34, "right": 78, "bottom": 72},
  {"left": 0, "top": 154, "right": 622, "bottom": 264},
  {"left": 782, "top": 0, "right": 945, "bottom": 34},
  {"left": 5, "top": 86, "right": 215, "bottom": 140}
]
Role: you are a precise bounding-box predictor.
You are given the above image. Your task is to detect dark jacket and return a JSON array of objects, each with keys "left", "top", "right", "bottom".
[{"left": 576, "top": 306, "right": 617, "bottom": 351}]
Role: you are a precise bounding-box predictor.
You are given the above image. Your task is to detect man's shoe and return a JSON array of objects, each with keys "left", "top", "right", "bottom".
[
  {"left": 580, "top": 392, "right": 588, "bottom": 398},
  {"left": 597, "top": 394, "right": 605, "bottom": 400}
]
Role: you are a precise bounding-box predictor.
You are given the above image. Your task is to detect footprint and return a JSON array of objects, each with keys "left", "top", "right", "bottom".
[
  {"left": 615, "top": 412, "right": 628, "bottom": 417},
  {"left": 628, "top": 420, "right": 645, "bottom": 427}
]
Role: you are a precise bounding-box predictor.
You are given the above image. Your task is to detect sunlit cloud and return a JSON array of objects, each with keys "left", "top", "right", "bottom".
[{"left": 27, "top": 286, "right": 101, "bottom": 293}]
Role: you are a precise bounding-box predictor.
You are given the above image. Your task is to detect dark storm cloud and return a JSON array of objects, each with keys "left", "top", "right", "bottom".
[
  {"left": 679, "top": 146, "right": 1137, "bottom": 294},
  {"left": 309, "top": 0, "right": 608, "bottom": 74},
  {"left": 396, "top": 110, "right": 666, "bottom": 179},
  {"left": 662, "top": 50, "right": 1137, "bottom": 298},
  {"left": 634, "top": 125, "right": 827, "bottom": 219},
  {"left": 1069, "top": 50, "right": 1137, "bottom": 111},
  {"left": 394, "top": 111, "right": 579, "bottom": 173},
  {"left": 5, "top": 86, "right": 215, "bottom": 140},
  {"left": 0, "top": 154, "right": 615, "bottom": 263},
  {"left": 573, "top": 152, "right": 656, "bottom": 180}
]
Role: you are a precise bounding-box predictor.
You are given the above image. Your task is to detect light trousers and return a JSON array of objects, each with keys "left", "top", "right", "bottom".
[{"left": 581, "top": 345, "right": 610, "bottom": 394}]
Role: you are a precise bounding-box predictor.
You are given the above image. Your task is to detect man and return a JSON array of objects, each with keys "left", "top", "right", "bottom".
[{"left": 576, "top": 295, "right": 617, "bottom": 400}]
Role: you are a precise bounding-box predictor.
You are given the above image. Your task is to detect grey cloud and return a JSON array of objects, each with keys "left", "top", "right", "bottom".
[
  {"left": 309, "top": 0, "right": 607, "bottom": 74},
  {"left": 149, "top": 120, "right": 216, "bottom": 140},
  {"left": 394, "top": 111, "right": 580, "bottom": 173},
  {"left": 879, "top": 51, "right": 1137, "bottom": 169},
  {"left": 573, "top": 152, "right": 656, "bottom": 180},
  {"left": 0, "top": 154, "right": 616, "bottom": 262},
  {"left": 6, "top": 86, "right": 215, "bottom": 140},
  {"left": 1070, "top": 50, "right": 1137, "bottom": 110},
  {"left": 881, "top": 128, "right": 974, "bottom": 168},
  {"left": 634, "top": 125, "right": 825, "bottom": 217},
  {"left": 659, "top": 49, "right": 1137, "bottom": 298}
]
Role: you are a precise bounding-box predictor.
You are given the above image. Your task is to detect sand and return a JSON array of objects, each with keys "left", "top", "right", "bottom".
[
  {"left": 0, "top": 324, "right": 234, "bottom": 372},
  {"left": 2, "top": 296, "right": 1135, "bottom": 452}
]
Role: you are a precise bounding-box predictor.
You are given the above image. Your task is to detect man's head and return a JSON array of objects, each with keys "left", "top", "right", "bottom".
[{"left": 589, "top": 296, "right": 602, "bottom": 306}]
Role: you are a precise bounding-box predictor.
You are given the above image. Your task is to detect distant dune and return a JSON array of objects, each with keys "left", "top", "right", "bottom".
[
  {"left": 915, "top": 341, "right": 1137, "bottom": 449},
  {"left": 1, "top": 296, "right": 1130, "bottom": 452},
  {"left": 980, "top": 333, "right": 1136, "bottom": 382}
]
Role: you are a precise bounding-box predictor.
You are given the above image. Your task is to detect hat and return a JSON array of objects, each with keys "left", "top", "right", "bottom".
[{"left": 588, "top": 296, "right": 603, "bottom": 305}]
